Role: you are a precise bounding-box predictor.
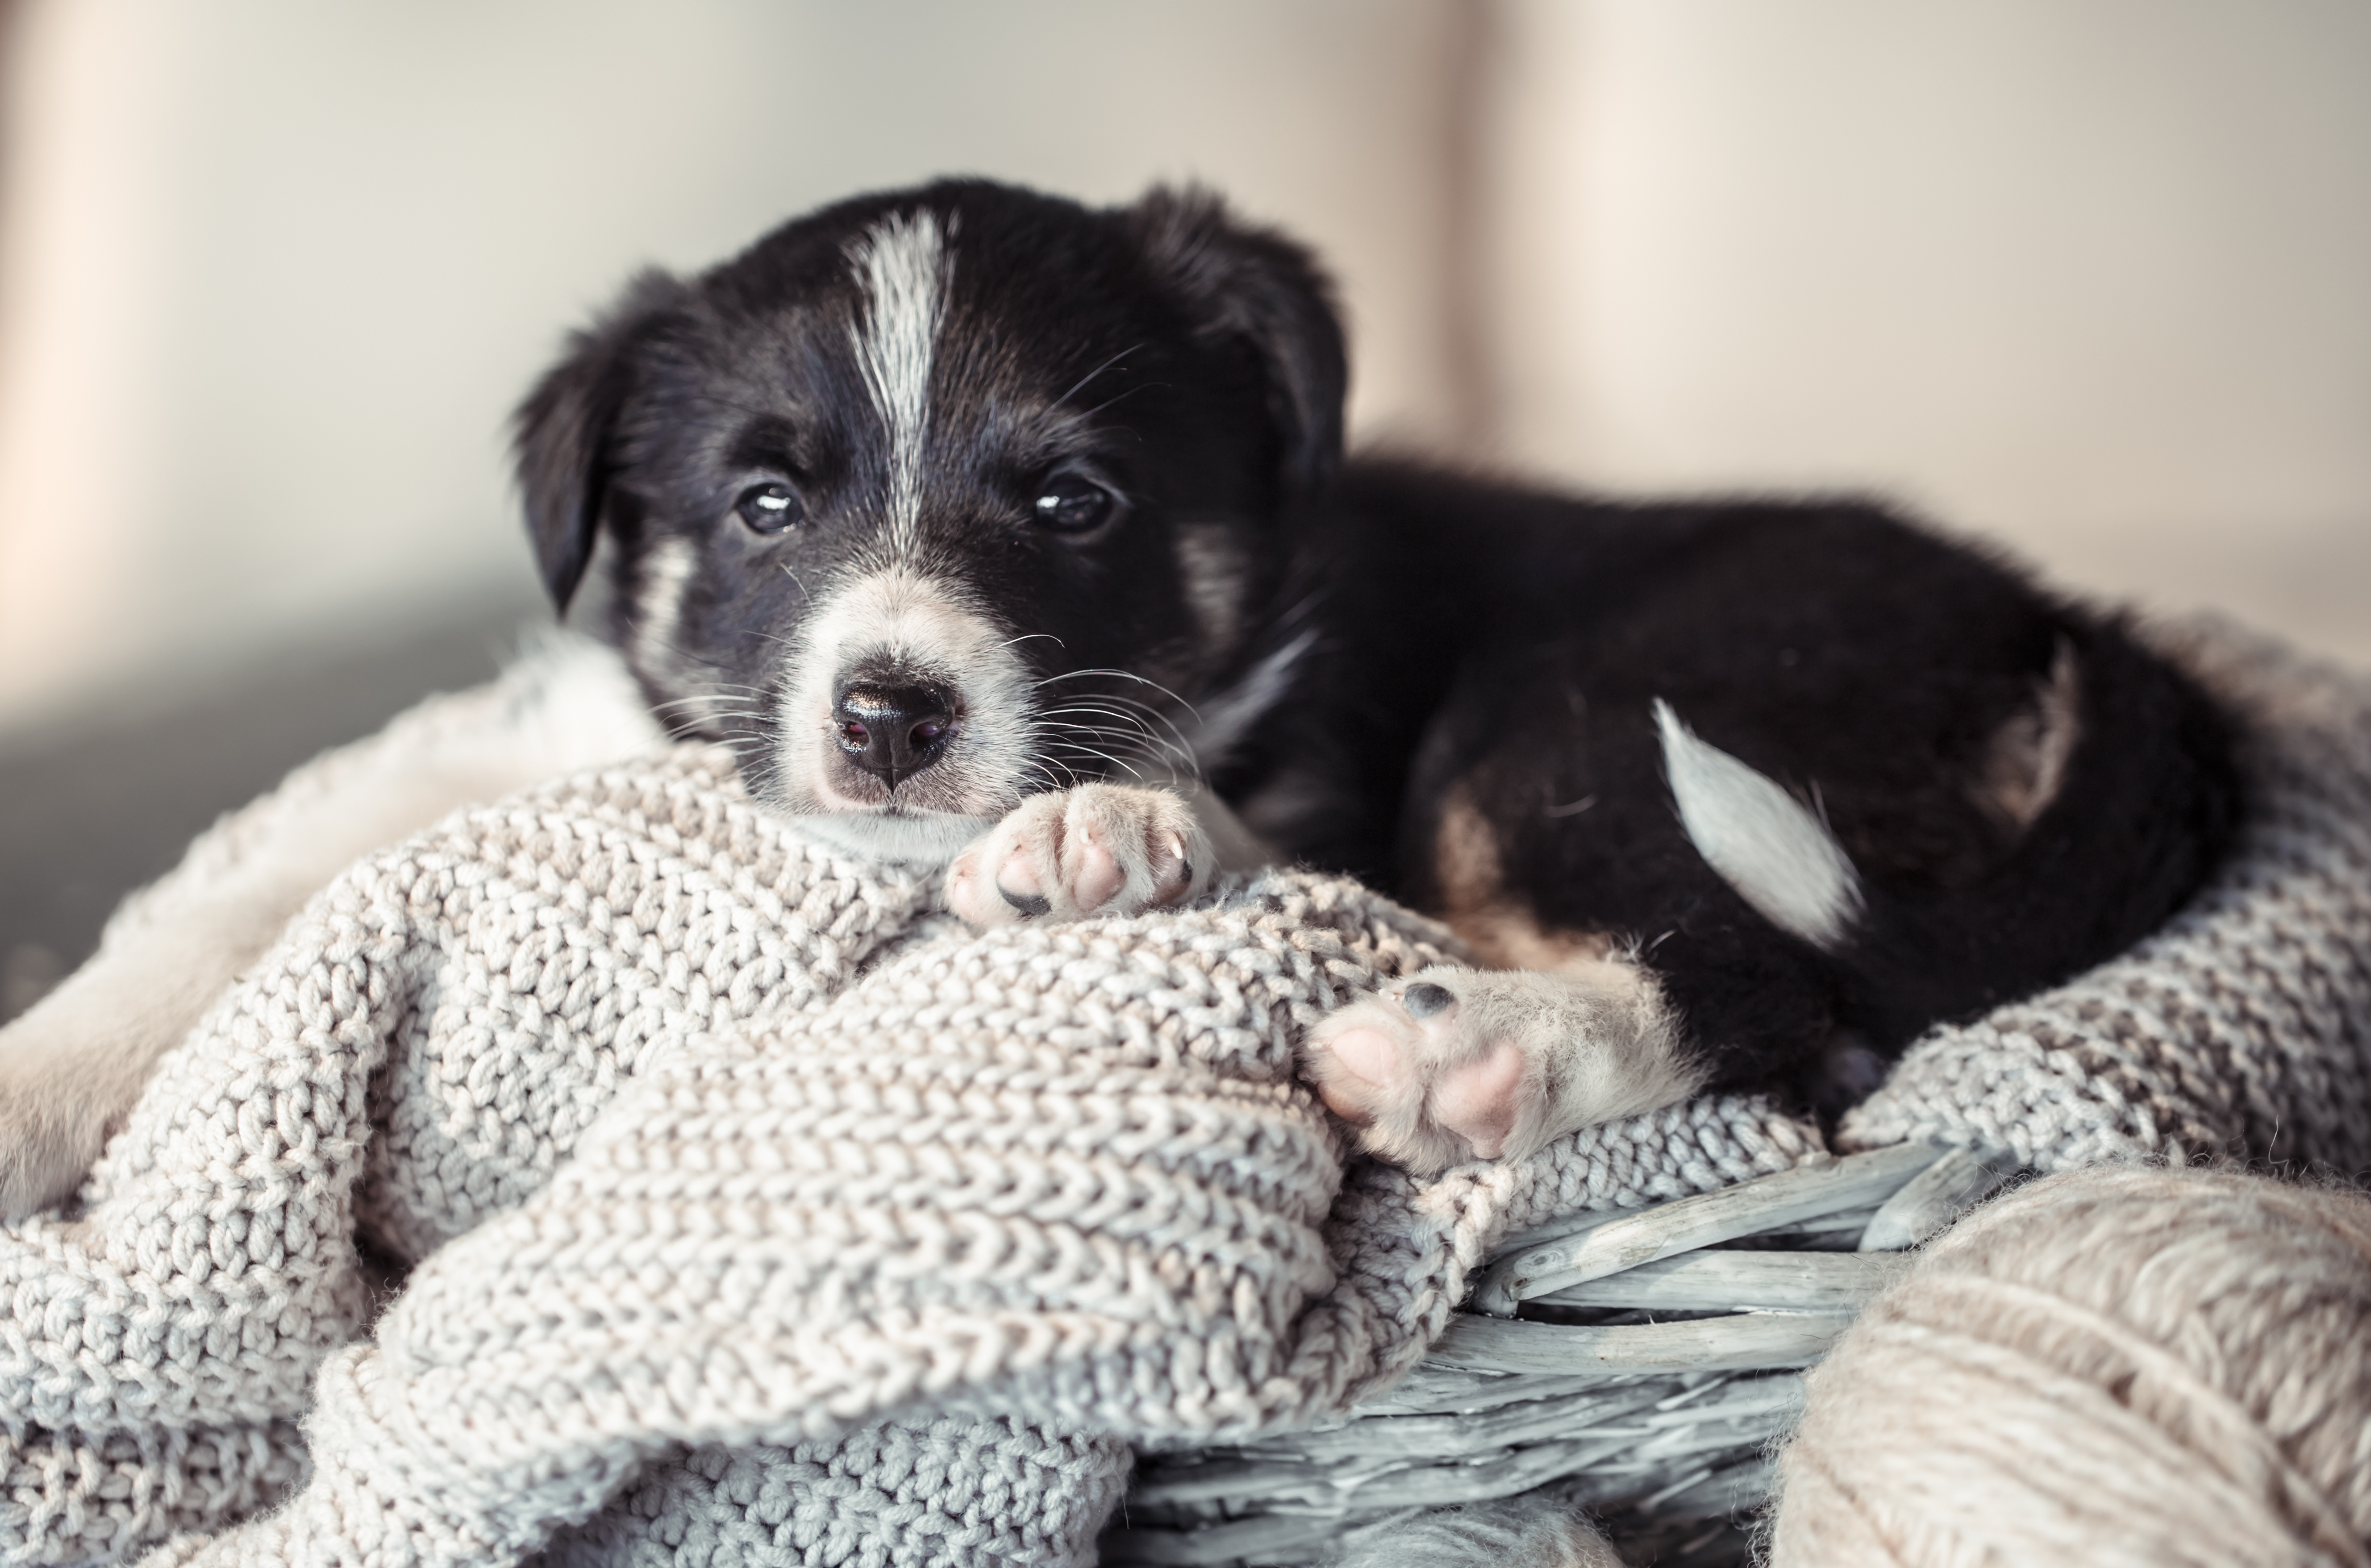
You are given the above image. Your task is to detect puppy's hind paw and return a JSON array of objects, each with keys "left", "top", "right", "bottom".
[
  {"left": 946, "top": 783, "right": 1213, "bottom": 927},
  {"left": 0, "top": 1078, "right": 110, "bottom": 1220},
  {"left": 1301, "top": 962, "right": 1703, "bottom": 1177}
]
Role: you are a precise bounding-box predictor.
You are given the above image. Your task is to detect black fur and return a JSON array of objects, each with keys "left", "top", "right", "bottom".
[
  {"left": 516, "top": 270, "right": 692, "bottom": 612},
  {"left": 1228, "top": 465, "right": 2238, "bottom": 1106},
  {"left": 512, "top": 177, "right": 2238, "bottom": 1118}
]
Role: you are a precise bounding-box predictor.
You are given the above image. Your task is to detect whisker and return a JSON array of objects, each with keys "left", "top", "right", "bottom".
[
  {"left": 1035, "top": 710, "right": 1195, "bottom": 767},
  {"left": 1033, "top": 667, "right": 1200, "bottom": 718},
  {"left": 645, "top": 706, "right": 767, "bottom": 727},
  {"left": 1032, "top": 695, "right": 1202, "bottom": 784},
  {"left": 1041, "top": 742, "right": 1145, "bottom": 781},
  {"left": 648, "top": 693, "right": 760, "bottom": 711},
  {"left": 1048, "top": 342, "right": 1146, "bottom": 413},
  {"left": 1077, "top": 381, "right": 1166, "bottom": 421},
  {"left": 1043, "top": 695, "right": 1193, "bottom": 742},
  {"left": 1038, "top": 703, "right": 1158, "bottom": 730},
  {"left": 629, "top": 627, "right": 740, "bottom": 683}
]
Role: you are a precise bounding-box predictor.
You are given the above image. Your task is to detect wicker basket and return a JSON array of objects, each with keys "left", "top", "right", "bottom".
[{"left": 1103, "top": 1141, "right": 2019, "bottom": 1567}]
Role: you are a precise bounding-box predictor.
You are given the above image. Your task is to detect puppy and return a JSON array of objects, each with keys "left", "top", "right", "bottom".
[
  {"left": 510, "top": 177, "right": 2233, "bottom": 1173},
  {"left": 0, "top": 178, "right": 2236, "bottom": 1217}
]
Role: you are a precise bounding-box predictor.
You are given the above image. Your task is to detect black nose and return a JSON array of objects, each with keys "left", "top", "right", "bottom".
[{"left": 831, "top": 682, "right": 956, "bottom": 790}]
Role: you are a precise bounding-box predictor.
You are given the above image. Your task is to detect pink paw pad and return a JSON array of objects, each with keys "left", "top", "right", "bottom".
[
  {"left": 1303, "top": 972, "right": 1543, "bottom": 1170},
  {"left": 1313, "top": 1027, "right": 1399, "bottom": 1123},
  {"left": 1429, "top": 1040, "right": 1527, "bottom": 1158},
  {"left": 1072, "top": 827, "right": 1125, "bottom": 912},
  {"left": 948, "top": 784, "right": 1214, "bottom": 929},
  {"left": 992, "top": 849, "right": 1051, "bottom": 917}
]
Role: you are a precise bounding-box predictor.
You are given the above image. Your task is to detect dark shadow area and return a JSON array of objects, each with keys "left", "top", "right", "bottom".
[{"left": 0, "top": 595, "right": 548, "bottom": 1021}]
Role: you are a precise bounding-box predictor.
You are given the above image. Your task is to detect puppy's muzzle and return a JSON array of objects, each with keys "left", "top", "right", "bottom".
[{"left": 832, "top": 679, "right": 956, "bottom": 791}]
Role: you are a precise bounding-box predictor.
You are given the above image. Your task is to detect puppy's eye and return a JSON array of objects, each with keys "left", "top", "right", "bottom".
[
  {"left": 1033, "top": 474, "right": 1117, "bottom": 534},
  {"left": 735, "top": 482, "right": 803, "bottom": 534}
]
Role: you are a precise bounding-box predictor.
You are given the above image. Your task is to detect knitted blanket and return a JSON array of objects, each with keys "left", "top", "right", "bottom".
[{"left": 3, "top": 619, "right": 2366, "bottom": 1566}]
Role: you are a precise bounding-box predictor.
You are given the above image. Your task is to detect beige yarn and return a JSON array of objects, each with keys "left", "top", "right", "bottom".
[{"left": 1768, "top": 1166, "right": 2371, "bottom": 1568}]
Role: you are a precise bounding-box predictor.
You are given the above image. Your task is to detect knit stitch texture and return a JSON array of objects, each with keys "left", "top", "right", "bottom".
[{"left": 1, "top": 618, "right": 2363, "bottom": 1566}]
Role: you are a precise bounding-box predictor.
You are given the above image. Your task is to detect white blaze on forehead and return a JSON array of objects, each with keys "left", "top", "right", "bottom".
[{"left": 846, "top": 209, "right": 949, "bottom": 555}]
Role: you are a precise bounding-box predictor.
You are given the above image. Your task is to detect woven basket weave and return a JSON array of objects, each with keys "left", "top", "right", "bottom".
[{"left": 1105, "top": 1142, "right": 2016, "bottom": 1567}]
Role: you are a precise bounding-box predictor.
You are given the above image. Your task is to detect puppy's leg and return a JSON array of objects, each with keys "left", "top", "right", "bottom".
[
  {"left": 0, "top": 636, "right": 661, "bottom": 1218},
  {"left": 1, "top": 776, "right": 516, "bottom": 1217},
  {"left": 0, "top": 905, "right": 300, "bottom": 1219},
  {"left": 1304, "top": 957, "right": 1705, "bottom": 1176},
  {"left": 946, "top": 783, "right": 1216, "bottom": 927}
]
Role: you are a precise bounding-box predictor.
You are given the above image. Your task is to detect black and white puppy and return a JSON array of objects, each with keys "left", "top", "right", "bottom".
[
  {"left": 516, "top": 178, "right": 2238, "bottom": 1173},
  {"left": 0, "top": 179, "right": 2238, "bottom": 1216}
]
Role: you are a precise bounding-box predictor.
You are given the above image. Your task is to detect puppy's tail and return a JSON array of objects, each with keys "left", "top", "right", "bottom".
[
  {"left": 1654, "top": 699, "right": 1864, "bottom": 953},
  {"left": 1658, "top": 622, "right": 2240, "bottom": 1051}
]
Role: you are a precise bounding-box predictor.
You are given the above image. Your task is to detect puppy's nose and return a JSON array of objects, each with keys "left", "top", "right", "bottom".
[{"left": 832, "top": 682, "right": 956, "bottom": 790}]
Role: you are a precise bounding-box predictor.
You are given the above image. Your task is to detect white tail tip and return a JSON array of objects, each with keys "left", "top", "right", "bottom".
[{"left": 1654, "top": 699, "right": 1863, "bottom": 951}]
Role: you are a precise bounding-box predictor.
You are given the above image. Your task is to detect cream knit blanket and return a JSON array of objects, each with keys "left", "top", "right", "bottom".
[{"left": 2, "top": 619, "right": 2365, "bottom": 1566}]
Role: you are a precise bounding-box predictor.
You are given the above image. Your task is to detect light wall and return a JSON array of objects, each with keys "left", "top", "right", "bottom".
[
  {"left": 3, "top": 0, "right": 2366, "bottom": 736},
  {"left": 0, "top": 0, "right": 1472, "bottom": 728},
  {"left": 1480, "top": 0, "right": 2371, "bottom": 661}
]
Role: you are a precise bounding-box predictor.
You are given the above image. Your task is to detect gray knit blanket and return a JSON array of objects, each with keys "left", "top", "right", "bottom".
[{"left": 2, "top": 620, "right": 2365, "bottom": 1566}]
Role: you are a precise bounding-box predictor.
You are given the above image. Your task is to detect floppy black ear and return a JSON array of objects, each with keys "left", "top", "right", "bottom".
[
  {"left": 510, "top": 269, "right": 688, "bottom": 612},
  {"left": 1124, "top": 186, "right": 1349, "bottom": 499}
]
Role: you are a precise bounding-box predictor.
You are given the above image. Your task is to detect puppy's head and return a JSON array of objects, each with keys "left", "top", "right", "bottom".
[{"left": 514, "top": 180, "right": 1342, "bottom": 861}]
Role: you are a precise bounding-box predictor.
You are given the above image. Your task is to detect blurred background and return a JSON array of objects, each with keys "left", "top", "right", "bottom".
[{"left": 2, "top": 0, "right": 2366, "bottom": 1016}]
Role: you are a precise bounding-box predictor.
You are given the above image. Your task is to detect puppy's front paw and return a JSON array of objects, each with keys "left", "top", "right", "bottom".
[
  {"left": 946, "top": 783, "right": 1213, "bottom": 927},
  {"left": 1301, "top": 963, "right": 1702, "bottom": 1176}
]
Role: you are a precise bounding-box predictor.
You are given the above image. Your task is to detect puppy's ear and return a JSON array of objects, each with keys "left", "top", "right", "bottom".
[
  {"left": 1125, "top": 186, "right": 1348, "bottom": 498},
  {"left": 511, "top": 269, "right": 688, "bottom": 612}
]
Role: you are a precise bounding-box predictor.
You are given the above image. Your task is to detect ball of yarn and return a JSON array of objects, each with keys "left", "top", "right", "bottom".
[{"left": 1769, "top": 1165, "right": 2371, "bottom": 1568}]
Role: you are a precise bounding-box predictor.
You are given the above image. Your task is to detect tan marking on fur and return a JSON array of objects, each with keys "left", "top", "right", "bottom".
[
  {"left": 1978, "top": 639, "right": 2083, "bottom": 834},
  {"left": 1306, "top": 783, "right": 1707, "bottom": 1174},
  {"left": 1434, "top": 782, "right": 1613, "bottom": 972}
]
